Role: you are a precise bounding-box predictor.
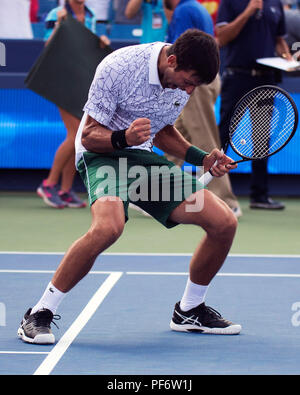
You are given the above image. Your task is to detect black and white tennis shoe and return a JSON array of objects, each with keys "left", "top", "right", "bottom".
[
  {"left": 18, "top": 308, "right": 60, "bottom": 344},
  {"left": 170, "top": 302, "right": 241, "bottom": 335}
]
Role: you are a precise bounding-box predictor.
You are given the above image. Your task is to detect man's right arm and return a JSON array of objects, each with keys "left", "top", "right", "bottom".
[
  {"left": 81, "top": 115, "right": 151, "bottom": 153},
  {"left": 216, "top": 0, "right": 263, "bottom": 47}
]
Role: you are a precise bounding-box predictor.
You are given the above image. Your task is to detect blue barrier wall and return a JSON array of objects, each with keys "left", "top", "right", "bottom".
[
  {"left": 0, "top": 89, "right": 64, "bottom": 169},
  {"left": 1, "top": 87, "right": 299, "bottom": 173}
]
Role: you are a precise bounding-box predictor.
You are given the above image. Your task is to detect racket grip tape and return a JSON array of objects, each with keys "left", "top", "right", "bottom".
[
  {"left": 198, "top": 170, "right": 214, "bottom": 186},
  {"left": 198, "top": 149, "right": 224, "bottom": 186}
]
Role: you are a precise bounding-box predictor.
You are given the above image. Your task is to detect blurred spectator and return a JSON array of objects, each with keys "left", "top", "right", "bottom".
[
  {"left": 114, "top": 0, "right": 142, "bottom": 24},
  {"left": 125, "top": 0, "right": 168, "bottom": 43},
  {"left": 281, "top": 0, "right": 300, "bottom": 8},
  {"left": 86, "top": 0, "right": 111, "bottom": 22},
  {"left": 281, "top": 1, "right": 300, "bottom": 53},
  {"left": 59, "top": 0, "right": 112, "bottom": 22},
  {"left": 163, "top": 0, "right": 242, "bottom": 217},
  {"left": 216, "top": 0, "right": 292, "bottom": 210},
  {"left": 37, "top": 0, "right": 110, "bottom": 209},
  {"left": 0, "top": 0, "right": 33, "bottom": 39},
  {"left": 30, "top": 0, "right": 40, "bottom": 22}
]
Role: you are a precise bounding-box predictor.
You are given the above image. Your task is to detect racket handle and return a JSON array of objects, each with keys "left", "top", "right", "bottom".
[
  {"left": 198, "top": 170, "right": 214, "bottom": 186},
  {"left": 198, "top": 149, "right": 224, "bottom": 186}
]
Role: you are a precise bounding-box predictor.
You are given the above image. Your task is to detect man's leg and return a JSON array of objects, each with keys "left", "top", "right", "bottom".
[
  {"left": 18, "top": 197, "right": 125, "bottom": 344},
  {"left": 51, "top": 197, "right": 125, "bottom": 293},
  {"left": 170, "top": 189, "right": 237, "bottom": 285},
  {"left": 168, "top": 189, "right": 241, "bottom": 334}
]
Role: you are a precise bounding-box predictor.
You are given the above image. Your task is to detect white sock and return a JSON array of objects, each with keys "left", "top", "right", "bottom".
[
  {"left": 180, "top": 278, "right": 209, "bottom": 312},
  {"left": 31, "top": 282, "right": 66, "bottom": 315}
]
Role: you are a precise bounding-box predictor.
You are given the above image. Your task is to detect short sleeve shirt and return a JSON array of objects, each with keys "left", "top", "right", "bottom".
[
  {"left": 167, "top": 0, "right": 214, "bottom": 43},
  {"left": 140, "top": 0, "right": 168, "bottom": 43},
  {"left": 75, "top": 42, "right": 190, "bottom": 165},
  {"left": 216, "top": 0, "right": 286, "bottom": 68}
]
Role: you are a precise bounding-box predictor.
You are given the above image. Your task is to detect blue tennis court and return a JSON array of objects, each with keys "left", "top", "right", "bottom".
[{"left": 1, "top": 252, "right": 300, "bottom": 376}]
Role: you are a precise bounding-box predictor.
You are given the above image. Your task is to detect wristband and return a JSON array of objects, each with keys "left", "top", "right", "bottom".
[
  {"left": 185, "top": 146, "right": 208, "bottom": 167},
  {"left": 111, "top": 130, "right": 129, "bottom": 150}
]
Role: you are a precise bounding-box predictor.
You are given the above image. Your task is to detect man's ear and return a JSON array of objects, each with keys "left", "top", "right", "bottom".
[{"left": 167, "top": 54, "right": 177, "bottom": 69}]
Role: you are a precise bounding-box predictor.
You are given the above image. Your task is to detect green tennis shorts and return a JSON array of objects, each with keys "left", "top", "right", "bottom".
[{"left": 77, "top": 149, "right": 205, "bottom": 229}]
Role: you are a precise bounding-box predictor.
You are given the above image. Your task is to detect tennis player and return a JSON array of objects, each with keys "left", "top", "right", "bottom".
[{"left": 18, "top": 29, "right": 241, "bottom": 344}]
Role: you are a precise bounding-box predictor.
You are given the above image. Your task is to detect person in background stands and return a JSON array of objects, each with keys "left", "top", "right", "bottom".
[
  {"left": 37, "top": 0, "right": 110, "bottom": 209},
  {"left": 30, "top": 0, "right": 39, "bottom": 22},
  {"left": 125, "top": 0, "right": 168, "bottom": 43},
  {"left": 281, "top": 0, "right": 300, "bottom": 53},
  {"left": 216, "top": 0, "right": 292, "bottom": 210},
  {"left": 164, "top": 0, "right": 242, "bottom": 218},
  {"left": 0, "top": 0, "right": 33, "bottom": 39},
  {"left": 58, "top": 0, "right": 112, "bottom": 23}
]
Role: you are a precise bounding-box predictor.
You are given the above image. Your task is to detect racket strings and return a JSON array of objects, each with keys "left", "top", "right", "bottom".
[{"left": 229, "top": 89, "right": 296, "bottom": 159}]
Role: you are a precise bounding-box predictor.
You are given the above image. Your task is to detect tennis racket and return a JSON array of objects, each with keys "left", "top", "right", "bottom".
[{"left": 199, "top": 85, "right": 298, "bottom": 186}]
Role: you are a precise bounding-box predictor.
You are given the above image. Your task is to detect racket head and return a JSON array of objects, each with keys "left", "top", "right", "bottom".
[{"left": 228, "top": 85, "right": 298, "bottom": 162}]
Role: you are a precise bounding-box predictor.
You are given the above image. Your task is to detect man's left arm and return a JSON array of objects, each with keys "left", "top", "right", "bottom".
[{"left": 153, "top": 125, "right": 237, "bottom": 175}]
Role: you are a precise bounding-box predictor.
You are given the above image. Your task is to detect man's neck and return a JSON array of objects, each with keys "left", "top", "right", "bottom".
[{"left": 157, "top": 45, "right": 170, "bottom": 82}]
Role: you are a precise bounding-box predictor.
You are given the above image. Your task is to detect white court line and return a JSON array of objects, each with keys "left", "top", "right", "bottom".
[
  {"left": 126, "top": 272, "right": 300, "bottom": 278},
  {"left": 0, "top": 251, "right": 300, "bottom": 258},
  {"left": 33, "top": 272, "right": 123, "bottom": 376},
  {"left": 0, "top": 270, "right": 119, "bottom": 274},
  {"left": 0, "top": 269, "right": 300, "bottom": 278}
]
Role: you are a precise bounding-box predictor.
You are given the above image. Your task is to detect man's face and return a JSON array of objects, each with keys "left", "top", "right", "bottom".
[{"left": 160, "top": 55, "right": 201, "bottom": 95}]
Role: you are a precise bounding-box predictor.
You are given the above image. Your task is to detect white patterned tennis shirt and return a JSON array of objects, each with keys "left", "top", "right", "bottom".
[{"left": 75, "top": 42, "right": 190, "bottom": 165}]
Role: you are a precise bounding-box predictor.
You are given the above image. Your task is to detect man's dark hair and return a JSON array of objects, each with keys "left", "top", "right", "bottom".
[{"left": 167, "top": 29, "right": 220, "bottom": 85}]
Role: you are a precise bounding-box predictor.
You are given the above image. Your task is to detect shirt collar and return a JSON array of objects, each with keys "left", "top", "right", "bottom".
[{"left": 148, "top": 42, "right": 168, "bottom": 87}]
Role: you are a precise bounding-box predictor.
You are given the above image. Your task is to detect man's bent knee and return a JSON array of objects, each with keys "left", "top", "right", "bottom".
[
  {"left": 86, "top": 198, "right": 125, "bottom": 254},
  {"left": 209, "top": 205, "right": 237, "bottom": 240},
  {"left": 90, "top": 220, "right": 124, "bottom": 245}
]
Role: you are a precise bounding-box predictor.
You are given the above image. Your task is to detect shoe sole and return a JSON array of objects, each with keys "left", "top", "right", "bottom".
[
  {"left": 63, "top": 202, "right": 87, "bottom": 208},
  {"left": 17, "top": 327, "right": 55, "bottom": 344},
  {"left": 170, "top": 320, "right": 242, "bottom": 335},
  {"left": 37, "top": 188, "right": 66, "bottom": 209},
  {"left": 249, "top": 204, "right": 285, "bottom": 210}
]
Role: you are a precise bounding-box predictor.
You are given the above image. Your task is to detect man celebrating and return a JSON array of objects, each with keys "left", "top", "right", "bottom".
[{"left": 18, "top": 29, "right": 241, "bottom": 344}]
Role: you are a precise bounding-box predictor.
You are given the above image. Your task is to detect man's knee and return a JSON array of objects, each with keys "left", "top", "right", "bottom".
[
  {"left": 86, "top": 219, "right": 124, "bottom": 255},
  {"left": 94, "top": 220, "right": 124, "bottom": 242},
  {"left": 88, "top": 198, "right": 125, "bottom": 248},
  {"left": 211, "top": 206, "right": 238, "bottom": 240}
]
